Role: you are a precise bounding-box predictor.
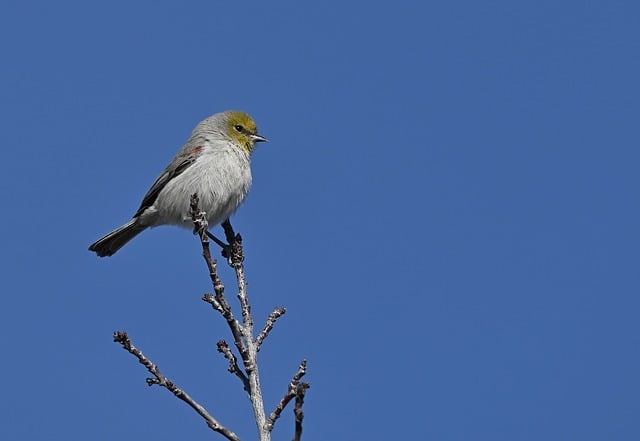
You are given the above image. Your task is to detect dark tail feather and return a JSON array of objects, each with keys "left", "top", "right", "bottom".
[{"left": 89, "top": 219, "right": 147, "bottom": 257}]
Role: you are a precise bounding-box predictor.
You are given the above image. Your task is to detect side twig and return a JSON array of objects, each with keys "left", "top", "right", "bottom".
[
  {"left": 266, "top": 360, "right": 309, "bottom": 432},
  {"left": 113, "top": 331, "right": 240, "bottom": 441},
  {"left": 256, "top": 307, "right": 287, "bottom": 351},
  {"left": 217, "top": 339, "right": 250, "bottom": 392},
  {"left": 292, "top": 382, "right": 310, "bottom": 441},
  {"left": 293, "top": 383, "right": 311, "bottom": 441}
]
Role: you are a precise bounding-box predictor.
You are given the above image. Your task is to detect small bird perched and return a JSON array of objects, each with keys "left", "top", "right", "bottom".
[{"left": 89, "top": 110, "right": 267, "bottom": 257}]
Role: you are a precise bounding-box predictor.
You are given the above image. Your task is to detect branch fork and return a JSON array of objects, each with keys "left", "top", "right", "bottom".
[{"left": 113, "top": 193, "right": 309, "bottom": 441}]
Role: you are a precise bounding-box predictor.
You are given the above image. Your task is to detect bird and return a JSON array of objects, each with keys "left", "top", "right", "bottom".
[{"left": 89, "top": 110, "right": 267, "bottom": 257}]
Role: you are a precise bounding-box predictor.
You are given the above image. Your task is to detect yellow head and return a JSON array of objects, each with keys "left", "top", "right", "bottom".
[{"left": 224, "top": 110, "right": 268, "bottom": 153}]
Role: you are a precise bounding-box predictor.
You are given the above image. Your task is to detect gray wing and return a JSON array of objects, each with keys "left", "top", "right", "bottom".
[{"left": 133, "top": 155, "right": 197, "bottom": 218}]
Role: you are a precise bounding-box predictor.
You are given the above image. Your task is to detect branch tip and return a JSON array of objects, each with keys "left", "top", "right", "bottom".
[
  {"left": 266, "top": 359, "right": 310, "bottom": 433},
  {"left": 256, "top": 307, "right": 287, "bottom": 350}
]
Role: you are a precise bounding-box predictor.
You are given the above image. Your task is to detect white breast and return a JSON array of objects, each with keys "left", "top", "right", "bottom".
[{"left": 153, "top": 141, "right": 252, "bottom": 228}]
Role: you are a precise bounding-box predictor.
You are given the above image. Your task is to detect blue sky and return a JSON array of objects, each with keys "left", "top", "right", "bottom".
[{"left": 1, "top": 1, "right": 639, "bottom": 440}]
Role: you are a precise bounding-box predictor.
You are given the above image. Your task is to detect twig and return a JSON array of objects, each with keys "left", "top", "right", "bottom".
[
  {"left": 203, "top": 292, "right": 247, "bottom": 363},
  {"left": 217, "top": 340, "right": 250, "bottom": 392},
  {"left": 266, "top": 360, "right": 308, "bottom": 432},
  {"left": 231, "top": 236, "right": 269, "bottom": 441},
  {"left": 191, "top": 195, "right": 248, "bottom": 363},
  {"left": 190, "top": 194, "right": 209, "bottom": 242},
  {"left": 190, "top": 194, "right": 218, "bottom": 282},
  {"left": 292, "top": 382, "right": 310, "bottom": 441},
  {"left": 256, "top": 307, "right": 287, "bottom": 351},
  {"left": 233, "top": 240, "right": 252, "bottom": 331},
  {"left": 113, "top": 331, "right": 240, "bottom": 441}
]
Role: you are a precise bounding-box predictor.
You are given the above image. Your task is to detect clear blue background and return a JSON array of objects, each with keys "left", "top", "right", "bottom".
[{"left": 1, "top": 1, "right": 638, "bottom": 440}]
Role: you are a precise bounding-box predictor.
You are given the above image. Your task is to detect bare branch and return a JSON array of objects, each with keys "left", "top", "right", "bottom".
[
  {"left": 202, "top": 292, "right": 223, "bottom": 313},
  {"left": 292, "top": 382, "right": 310, "bottom": 441},
  {"left": 256, "top": 307, "right": 287, "bottom": 351},
  {"left": 203, "top": 293, "right": 247, "bottom": 362},
  {"left": 192, "top": 194, "right": 248, "bottom": 363},
  {"left": 113, "top": 331, "right": 240, "bottom": 441},
  {"left": 266, "top": 360, "right": 308, "bottom": 432},
  {"left": 217, "top": 340, "right": 250, "bottom": 391},
  {"left": 104, "top": 194, "right": 308, "bottom": 441},
  {"left": 190, "top": 193, "right": 209, "bottom": 242},
  {"left": 232, "top": 237, "right": 252, "bottom": 329},
  {"left": 190, "top": 194, "right": 223, "bottom": 289},
  {"left": 227, "top": 234, "right": 270, "bottom": 441},
  {"left": 194, "top": 197, "right": 269, "bottom": 441}
]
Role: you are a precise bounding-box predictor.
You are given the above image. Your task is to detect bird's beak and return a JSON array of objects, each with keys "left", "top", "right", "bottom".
[{"left": 251, "top": 134, "right": 268, "bottom": 143}]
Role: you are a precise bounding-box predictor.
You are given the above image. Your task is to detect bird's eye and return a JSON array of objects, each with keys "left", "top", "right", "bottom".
[{"left": 234, "top": 125, "right": 244, "bottom": 132}]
